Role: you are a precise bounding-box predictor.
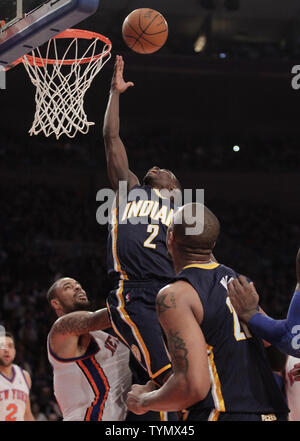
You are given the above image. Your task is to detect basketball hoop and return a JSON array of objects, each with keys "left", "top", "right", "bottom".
[{"left": 21, "top": 29, "right": 112, "bottom": 139}]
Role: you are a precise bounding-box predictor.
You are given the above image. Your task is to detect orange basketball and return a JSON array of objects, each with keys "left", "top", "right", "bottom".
[{"left": 122, "top": 8, "right": 168, "bottom": 54}]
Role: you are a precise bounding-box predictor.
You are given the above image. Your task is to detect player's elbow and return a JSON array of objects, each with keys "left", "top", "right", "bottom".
[
  {"left": 103, "top": 126, "right": 119, "bottom": 141},
  {"left": 186, "top": 380, "right": 210, "bottom": 407},
  {"left": 176, "top": 374, "right": 210, "bottom": 409}
]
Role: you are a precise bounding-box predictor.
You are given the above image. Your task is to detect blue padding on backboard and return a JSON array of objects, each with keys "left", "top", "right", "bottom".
[{"left": 0, "top": 0, "right": 99, "bottom": 66}]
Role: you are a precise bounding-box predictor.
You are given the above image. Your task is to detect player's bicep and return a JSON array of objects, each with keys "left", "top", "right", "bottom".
[{"left": 156, "top": 289, "right": 210, "bottom": 390}]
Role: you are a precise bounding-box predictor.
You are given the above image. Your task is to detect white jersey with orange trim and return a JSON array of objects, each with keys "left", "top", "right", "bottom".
[
  {"left": 47, "top": 330, "right": 132, "bottom": 421},
  {"left": 285, "top": 355, "right": 300, "bottom": 421},
  {"left": 0, "top": 364, "right": 29, "bottom": 421}
]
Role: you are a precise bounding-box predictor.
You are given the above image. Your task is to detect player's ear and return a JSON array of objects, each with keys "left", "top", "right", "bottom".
[{"left": 50, "top": 298, "right": 61, "bottom": 312}]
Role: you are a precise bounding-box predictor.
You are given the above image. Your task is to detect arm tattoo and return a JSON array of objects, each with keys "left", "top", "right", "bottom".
[
  {"left": 156, "top": 292, "right": 176, "bottom": 315},
  {"left": 168, "top": 330, "right": 189, "bottom": 374},
  {"left": 52, "top": 312, "right": 97, "bottom": 336}
]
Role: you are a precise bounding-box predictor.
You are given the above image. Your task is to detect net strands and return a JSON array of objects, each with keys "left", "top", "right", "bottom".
[{"left": 22, "top": 35, "right": 111, "bottom": 139}]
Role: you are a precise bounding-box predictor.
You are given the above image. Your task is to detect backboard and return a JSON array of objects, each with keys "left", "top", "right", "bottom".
[
  {"left": 1, "top": 1, "right": 53, "bottom": 30},
  {"left": 0, "top": 0, "right": 100, "bottom": 67}
]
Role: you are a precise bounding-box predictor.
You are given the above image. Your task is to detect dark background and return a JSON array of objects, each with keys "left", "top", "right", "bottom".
[{"left": 0, "top": 0, "right": 300, "bottom": 420}]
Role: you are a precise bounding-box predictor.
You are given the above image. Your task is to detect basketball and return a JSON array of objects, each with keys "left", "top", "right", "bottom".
[{"left": 122, "top": 8, "right": 168, "bottom": 54}]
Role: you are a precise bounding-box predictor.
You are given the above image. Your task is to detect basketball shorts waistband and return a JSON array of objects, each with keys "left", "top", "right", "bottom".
[{"left": 186, "top": 408, "right": 288, "bottom": 421}]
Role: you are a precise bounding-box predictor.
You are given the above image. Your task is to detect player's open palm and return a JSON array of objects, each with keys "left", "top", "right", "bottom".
[
  {"left": 111, "top": 55, "right": 134, "bottom": 93},
  {"left": 228, "top": 275, "right": 259, "bottom": 323}
]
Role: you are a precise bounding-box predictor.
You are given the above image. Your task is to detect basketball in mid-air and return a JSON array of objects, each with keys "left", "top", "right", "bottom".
[{"left": 122, "top": 8, "right": 168, "bottom": 54}]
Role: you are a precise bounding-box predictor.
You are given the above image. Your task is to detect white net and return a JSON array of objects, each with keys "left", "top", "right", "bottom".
[{"left": 22, "top": 32, "right": 112, "bottom": 139}]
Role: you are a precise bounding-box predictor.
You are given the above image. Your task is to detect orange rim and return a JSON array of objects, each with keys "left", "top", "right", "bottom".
[{"left": 22, "top": 29, "right": 112, "bottom": 67}]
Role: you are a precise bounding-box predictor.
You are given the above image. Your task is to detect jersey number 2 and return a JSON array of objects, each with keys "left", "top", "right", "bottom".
[
  {"left": 143, "top": 225, "right": 159, "bottom": 249},
  {"left": 226, "top": 297, "right": 251, "bottom": 341},
  {"left": 6, "top": 403, "right": 18, "bottom": 421}
]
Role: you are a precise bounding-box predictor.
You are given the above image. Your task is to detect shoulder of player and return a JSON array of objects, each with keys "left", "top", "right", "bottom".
[
  {"left": 157, "top": 280, "right": 200, "bottom": 311},
  {"left": 50, "top": 310, "right": 94, "bottom": 334},
  {"left": 128, "top": 170, "right": 140, "bottom": 189},
  {"left": 49, "top": 314, "right": 69, "bottom": 337},
  {"left": 22, "top": 369, "right": 32, "bottom": 389},
  {"left": 115, "top": 180, "right": 142, "bottom": 205},
  {"left": 49, "top": 322, "right": 68, "bottom": 357},
  {"left": 48, "top": 313, "right": 83, "bottom": 347},
  {"left": 48, "top": 315, "right": 90, "bottom": 359}
]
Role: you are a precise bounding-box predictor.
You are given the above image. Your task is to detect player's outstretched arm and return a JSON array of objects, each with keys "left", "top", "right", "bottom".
[
  {"left": 103, "top": 55, "right": 139, "bottom": 191},
  {"left": 50, "top": 308, "right": 111, "bottom": 338},
  {"left": 228, "top": 263, "right": 300, "bottom": 357},
  {"left": 227, "top": 276, "right": 260, "bottom": 323},
  {"left": 126, "top": 282, "right": 211, "bottom": 413},
  {"left": 49, "top": 308, "right": 111, "bottom": 358}
]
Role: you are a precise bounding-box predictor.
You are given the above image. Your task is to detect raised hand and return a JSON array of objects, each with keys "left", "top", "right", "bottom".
[{"left": 110, "top": 55, "right": 134, "bottom": 94}]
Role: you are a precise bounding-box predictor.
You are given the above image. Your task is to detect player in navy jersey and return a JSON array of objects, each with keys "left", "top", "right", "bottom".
[
  {"left": 102, "top": 55, "right": 181, "bottom": 398},
  {"left": 126, "top": 203, "right": 289, "bottom": 421}
]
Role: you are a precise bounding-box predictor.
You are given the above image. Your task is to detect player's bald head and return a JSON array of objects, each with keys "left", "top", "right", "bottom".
[{"left": 171, "top": 203, "right": 220, "bottom": 256}]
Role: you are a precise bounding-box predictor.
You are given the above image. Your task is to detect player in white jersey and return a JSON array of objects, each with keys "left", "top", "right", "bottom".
[
  {"left": 47, "top": 277, "right": 132, "bottom": 421},
  {"left": 0, "top": 332, "right": 34, "bottom": 421},
  {"left": 285, "top": 355, "right": 300, "bottom": 421}
]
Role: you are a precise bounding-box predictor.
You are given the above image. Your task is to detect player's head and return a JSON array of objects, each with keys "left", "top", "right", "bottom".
[
  {"left": 167, "top": 203, "right": 220, "bottom": 265},
  {"left": 143, "top": 166, "right": 181, "bottom": 192},
  {"left": 0, "top": 332, "right": 16, "bottom": 368},
  {"left": 47, "top": 277, "right": 91, "bottom": 317}
]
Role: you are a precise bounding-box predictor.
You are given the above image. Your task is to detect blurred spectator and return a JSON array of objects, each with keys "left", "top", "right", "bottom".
[{"left": 31, "top": 402, "right": 48, "bottom": 421}]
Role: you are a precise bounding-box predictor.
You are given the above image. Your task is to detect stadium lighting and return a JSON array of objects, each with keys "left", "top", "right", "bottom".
[{"left": 194, "top": 35, "right": 207, "bottom": 53}]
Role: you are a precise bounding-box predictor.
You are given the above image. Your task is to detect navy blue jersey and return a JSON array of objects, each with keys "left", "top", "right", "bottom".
[
  {"left": 107, "top": 185, "right": 175, "bottom": 284},
  {"left": 172, "top": 263, "right": 289, "bottom": 415}
]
